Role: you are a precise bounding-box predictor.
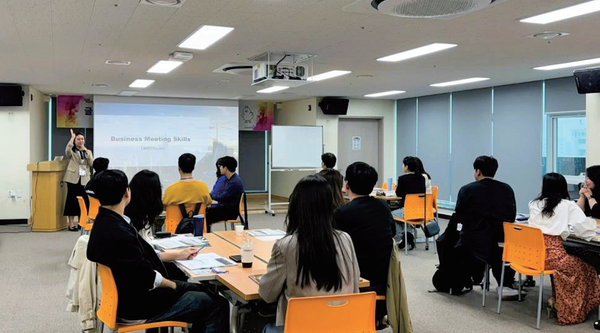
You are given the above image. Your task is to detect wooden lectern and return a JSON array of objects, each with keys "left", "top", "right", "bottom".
[{"left": 27, "top": 161, "right": 69, "bottom": 232}]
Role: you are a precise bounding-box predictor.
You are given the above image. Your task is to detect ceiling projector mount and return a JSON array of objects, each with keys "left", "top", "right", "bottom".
[
  {"left": 248, "top": 52, "right": 315, "bottom": 88},
  {"left": 345, "top": 0, "right": 509, "bottom": 19}
]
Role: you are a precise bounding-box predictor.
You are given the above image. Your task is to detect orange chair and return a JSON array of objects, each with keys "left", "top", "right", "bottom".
[
  {"left": 381, "top": 182, "right": 397, "bottom": 191},
  {"left": 97, "top": 264, "right": 190, "bottom": 332},
  {"left": 164, "top": 204, "right": 206, "bottom": 235},
  {"left": 497, "top": 223, "right": 554, "bottom": 330},
  {"left": 210, "top": 193, "right": 249, "bottom": 232},
  {"left": 283, "top": 292, "right": 377, "bottom": 333},
  {"left": 76, "top": 196, "right": 92, "bottom": 234},
  {"left": 393, "top": 193, "right": 435, "bottom": 254},
  {"left": 88, "top": 196, "right": 101, "bottom": 221}
]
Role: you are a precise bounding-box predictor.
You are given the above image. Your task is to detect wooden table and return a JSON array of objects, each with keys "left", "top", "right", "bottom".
[
  {"left": 176, "top": 233, "right": 267, "bottom": 281},
  {"left": 213, "top": 230, "right": 276, "bottom": 263}
]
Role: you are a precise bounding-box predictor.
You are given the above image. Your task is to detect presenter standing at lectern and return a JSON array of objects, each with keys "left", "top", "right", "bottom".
[{"left": 63, "top": 129, "right": 94, "bottom": 231}]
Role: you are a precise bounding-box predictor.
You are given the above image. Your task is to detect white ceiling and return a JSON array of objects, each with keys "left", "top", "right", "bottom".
[{"left": 0, "top": 0, "right": 599, "bottom": 101}]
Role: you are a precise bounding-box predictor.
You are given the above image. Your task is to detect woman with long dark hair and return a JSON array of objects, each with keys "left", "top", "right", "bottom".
[
  {"left": 259, "top": 175, "right": 360, "bottom": 332},
  {"left": 577, "top": 165, "right": 600, "bottom": 219},
  {"left": 318, "top": 168, "right": 345, "bottom": 209},
  {"left": 528, "top": 173, "right": 600, "bottom": 325},
  {"left": 124, "top": 170, "right": 164, "bottom": 240},
  {"left": 392, "top": 156, "right": 432, "bottom": 222},
  {"left": 63, "top": 129, "right": 94, "bottom": 231}
]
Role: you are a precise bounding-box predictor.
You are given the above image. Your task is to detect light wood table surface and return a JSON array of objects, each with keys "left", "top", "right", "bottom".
[
  {"left": 213, "top": 230, "right": 276, "bottom": 263},
  {"left": 176, "top": 233, "right": 266, "bottom": 281}
]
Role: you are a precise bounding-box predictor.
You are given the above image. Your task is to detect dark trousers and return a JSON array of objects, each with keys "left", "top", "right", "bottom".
[
  {"left": 146, "top": 281, "right": 229, "bottom": 333},
  {"left": 491, "top": 245, "right": 516, "bottom": 288},
  {"left": 205, "top": 206, "right": 239, "bottom": 232}
]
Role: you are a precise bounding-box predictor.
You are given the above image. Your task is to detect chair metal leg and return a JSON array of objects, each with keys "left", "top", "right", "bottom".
[
  {"left": 425, "top": 228, "right": 429, "bottom": 251},
  {"left": 433, "top": 234, "right": 437, "bottom": 254},
  {"left": 536, "top": 274, "right": 544, "bottom": 330},
  {"left": 482, "top": 264, "right": 489, "bottom": 307},
  {"left": 518, "top": 273, "right": 522, "bottom": 302},
  {"left": 497, "top": 262, "right": 506, "bottom": 314},
  {"left": 404, "top": 222, "right": 408, "bottom": 255}
]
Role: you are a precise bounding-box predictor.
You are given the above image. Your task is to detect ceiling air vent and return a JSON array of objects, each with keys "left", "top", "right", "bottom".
[
  {"left": 369, "top": 0, "right": 508, "bottom": 19},
  {"left": 140, "top": 0, "right": 186, "bottom": 8}
]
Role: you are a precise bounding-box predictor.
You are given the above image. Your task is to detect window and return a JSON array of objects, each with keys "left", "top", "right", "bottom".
[{"left": 549, "top": 115, "right": 586, "bottom": 198}]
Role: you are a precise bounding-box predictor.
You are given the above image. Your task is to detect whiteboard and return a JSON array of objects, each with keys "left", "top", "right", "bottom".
[{"left": 272, "top": 125, "right": 323, "bottom": 169}]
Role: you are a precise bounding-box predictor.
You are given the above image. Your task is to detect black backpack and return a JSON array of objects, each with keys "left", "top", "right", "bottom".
[{"left": 174, "top": 203, "right": 201, "bottom": 234}]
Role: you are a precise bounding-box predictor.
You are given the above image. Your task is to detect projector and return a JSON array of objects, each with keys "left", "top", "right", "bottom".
[{"left": 253, "top": 62, "right": 308, "bottom": 84}]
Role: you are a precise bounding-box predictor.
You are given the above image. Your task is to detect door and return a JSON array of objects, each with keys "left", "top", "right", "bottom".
[{"left": 337, "top": 118, "right": 382, "bottom": 177}]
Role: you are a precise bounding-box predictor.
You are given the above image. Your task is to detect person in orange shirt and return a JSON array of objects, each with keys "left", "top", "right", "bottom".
[{"left": 163, "top": 153, "right": 212, "bottom": 215}]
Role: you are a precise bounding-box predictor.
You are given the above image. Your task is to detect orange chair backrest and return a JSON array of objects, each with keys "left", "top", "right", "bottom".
[
  {"left": 238, "top": 192, "right": 246, "bottom": 217},
  {"left": 403, "top": 193, "right": 434, "bottom": 221},
  {"left": 502, "top": 223, "right": 546, "bottom": 271},
  {"left": 392, "top": 183, "right": 397, "bottom": 190},
  {"left": 97, "top": 264, "right": 118, "bottom": 331},
  {"left": 165, "top": 204, "right": 207, "bottom": 234},
  {"left": 283, "top": 292, "right": 376, "bottom": 333},
  {"left": 381, "top": 182, "right": 388, "bottom": 190},
  {"left": 88, "top": 197, "right": 100, "bottom": 220},
  {"left": 432, "top": 186, "right": 439, "bottom": 211},
  {"left": 76, "top": 196, "right": 89, "bottom": 229}
]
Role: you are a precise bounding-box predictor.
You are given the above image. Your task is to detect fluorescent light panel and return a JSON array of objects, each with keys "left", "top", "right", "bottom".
[
  {"left": 377, "top": 43, "right": 457, "bottom": 62},
  {"left": 257, "top": 86, "right": 289, "bottom": 93},
  {"left": 365, "top": 90, "right": 406, "bottom": 97},
  {"left": 129, "top": 79, "right": 155, "bottom": 88},
  {"left": 308, "top": 70, "right": 352, "bottom": 82},
  {"left": 534, "top": 57, "right": 600, "bottom": 70},
  {"left": 178, "top": 25, "right": 234, "bottom": 50},
  {"left": 147, "top": 60, "right": 183, "bottom": 74},
  {"left": 521, "top": 0, "right": 600, "bottom": 24},
  {"left": 118, "top": 90, "right": 138, "bottom": 96},
  {"left": 430, "top": 77, "right": 490, "bottom": 87}
]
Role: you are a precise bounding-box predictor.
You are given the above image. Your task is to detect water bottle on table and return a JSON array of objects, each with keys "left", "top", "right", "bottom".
[{"left": 241, "top": 237, "right": 254, "bottom": 268}]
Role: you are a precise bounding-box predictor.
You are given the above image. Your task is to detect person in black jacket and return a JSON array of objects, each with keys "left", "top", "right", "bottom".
[
  {"left": 86, "top": 170, "right": 229, "bottom": 333},
  {"left": 453, "top": 156, "right": 520, "bottom": 297},
  {"left": 392, "top": 156, "right": 432, "bottom": 236},
  {"left": 334, "top": 162, "right": 395, "bottom": 320}
]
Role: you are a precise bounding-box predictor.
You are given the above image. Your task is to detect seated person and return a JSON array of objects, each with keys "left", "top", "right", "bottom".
[
  {"left": 125, "top": 170, "right": 164, "bottom": 242},
  {"left": 334, "top": 162, "right": 394, "bottom": 319},
  {"left": 318, "top": 168, "right": 345, "bottom": 209},
  {"left": 392, "top": 156, "right": 432, "bottom": 225},
  {"left": 259, "top": 175, "right": 360, "bottom": 333},
  {"left": 206, "top": 156, "right": 244, "bottom": 231},
  {"left": 86, "top": 170, "right": 229, "bottom": 333},
  {"left": 453, "top": 156, "right": 519, "bottom": 296},
  {"left": 529, "top": 173, "right": 600, "bottom": 325},
  {"left": 321, "top": 152, "right": 337, "bottom": 170},
  {"left": 84, "top": 157, "right": 109, "bottom": 197},
  {"left": 163, "top": 153, "right": 212, "bottom": 215},
  {"left": 577, "top": 165, "right": 600, "bottom": 219},
  {"left": 212, "top": 161, "right": 227, "bottom": 194}
]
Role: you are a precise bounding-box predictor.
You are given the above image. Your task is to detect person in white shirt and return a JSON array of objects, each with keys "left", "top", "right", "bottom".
[{"left": 528, "top": 172, "right": 600, "bottom": 325}]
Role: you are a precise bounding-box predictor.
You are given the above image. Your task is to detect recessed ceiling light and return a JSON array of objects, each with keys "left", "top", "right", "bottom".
[
  {"left": 520, "top": 0, "right": 600, "bottom": 24},
  {"left": 356, "top": 75, "right": 374, "bottom": 78},
  {"left": 147, "top": 60, "right": 183, "bottom": 74},
  {"left": 308, "top": 70, "right": 352, "bottom": 82},
  {"left": 257, "top": 86, "right": 289, "bottom": 93},
  {"left": 377, "top": 43, "right": 457, "bottom": 62},
  {"left": 534, "top": 57, "right": 600, "bottom": 71},
  {"left": 129, "top": 79, "right": 155, "bottom": 88},
  {"left": 105, "top": 60, "right": 131, "bottom": 66},
  {"left": 118, "top": 90, "right": 138, "bottom": 96},
  {"left": 91, "top": 83, "right": 109, "bottom": 88},
  {"left": 365, "top": 90, "right": 406, "bottom": 98},
  {"left": 430, "top": 77, "right": 490, "bottom": 87},
  {"left": 529, "top": 31, "right": 570, "bottom": 40},
  {"left": 178, "top": 25, "right": 234, "bottom": 50},
  {"left": 142, "top": 0, "right": 184, "bottom": 7}
]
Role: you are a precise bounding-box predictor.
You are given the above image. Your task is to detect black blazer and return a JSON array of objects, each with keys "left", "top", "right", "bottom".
[
  {"left": 334, "top": 196, "right": 395, "bottom": 295},
  {"left": 395, "top": 173, "right": 426, "bottom": 207},
  {"left": 87, "top": 207, "right": 179, "bottom": 320}
]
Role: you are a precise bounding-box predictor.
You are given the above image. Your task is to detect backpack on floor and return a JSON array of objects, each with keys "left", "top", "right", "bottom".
[{"left": 175, "top": 203, "right": 201, "bottom": 234}]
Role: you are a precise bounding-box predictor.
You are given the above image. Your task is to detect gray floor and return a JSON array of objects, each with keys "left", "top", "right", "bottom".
[{"left": 1, "top": 215, "right": 597, "bottom": 333}]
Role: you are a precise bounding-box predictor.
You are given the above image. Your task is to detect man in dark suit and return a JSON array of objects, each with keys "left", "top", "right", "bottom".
[
  {"left": 87, "top": 170, "right": 229, "bottom": 333},
  {"left": 334, "top": 162, "right": 395, "bottom": 319},
  {"left": 454, "top": 156, "right": 520, "bottom": 297}
]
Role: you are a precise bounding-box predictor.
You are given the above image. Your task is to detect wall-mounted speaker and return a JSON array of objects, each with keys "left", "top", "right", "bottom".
[
  {"left": 319, "top": 97, "right": 349, "bottom": 115},
  {"left": 574, "top": 68, "right": 600, "bottom": 94},
  {"left": 0, "top": 85, "right": 24, "bottom": 106}
]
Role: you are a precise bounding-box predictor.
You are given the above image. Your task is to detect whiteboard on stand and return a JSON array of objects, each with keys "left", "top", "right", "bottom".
[{"left": 272, "top": 125, "right": 323, "bottom": 169}]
